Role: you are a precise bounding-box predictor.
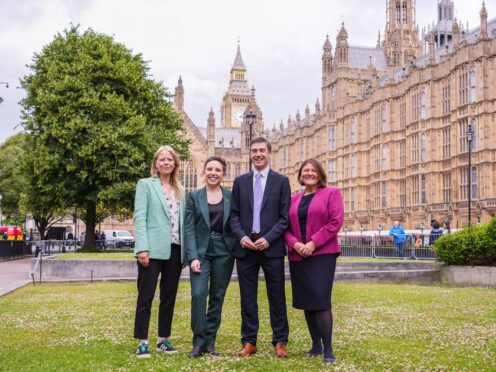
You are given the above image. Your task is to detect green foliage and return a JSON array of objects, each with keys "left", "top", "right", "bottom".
[
  {"left": 0, "top": 282, "right": 495, "bottom": 370},
  {"left": 0, "top": 134, "right": 27, "bottom": 223},
  {"left": 435, "top": 218, "right": 496, "bottom": 266},
  {"left": 20, "top": 26, "right": 189, "bottom": 246}
]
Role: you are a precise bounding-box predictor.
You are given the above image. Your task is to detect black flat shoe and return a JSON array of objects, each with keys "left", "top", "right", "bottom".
[
  {"left": 188, "top": 345, "right": 204, "bottom": 358},
  {"left": 323, "top": 355, "right": 336, "bottom": 363},
  {"left": 305, "top": 349, "right": 323, "bottom": 357},
  {"left": 204, "top": 344, "right": 220, "bottom": 356}
]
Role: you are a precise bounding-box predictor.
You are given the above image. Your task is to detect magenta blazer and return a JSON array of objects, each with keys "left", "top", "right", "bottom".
[{"left": 284, "top": 187, "right": 344, "bottom": 262}]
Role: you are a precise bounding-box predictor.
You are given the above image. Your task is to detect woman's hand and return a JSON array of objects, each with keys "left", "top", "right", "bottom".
[
  {"left": 137, "top": 251, "right": 149, "bottom": 267},
  {"left": 190, "top": 259, "right": 201, "bottom": 273},
  {"left": 300, "top": 241, "right": 316, "bottom": 257},
  {"left": 294, "top": 242, "right": 305, "bottom": 257}
]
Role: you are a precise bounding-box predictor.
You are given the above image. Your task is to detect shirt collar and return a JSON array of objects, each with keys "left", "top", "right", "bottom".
[{"left": 254, "top": 166, "right": 270, "bottom": 179}]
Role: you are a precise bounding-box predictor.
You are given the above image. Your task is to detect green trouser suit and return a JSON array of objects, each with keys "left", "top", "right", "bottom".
[{"left": 184, "top": 187, "right": 236, "bottom": 347}]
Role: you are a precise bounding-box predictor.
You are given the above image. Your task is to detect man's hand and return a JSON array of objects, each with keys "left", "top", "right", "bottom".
[
  {"left": 254, "top": 237, "right": 269, "bottom": 250},
  {"left": 137, "top": 251, "right": 150, "bottom": 267},
  {"left": 241, "top": 236, "right": 257, "bottom": 250},
  {"left": 190, "top": 259, "right": 201, "bottom": 273}
]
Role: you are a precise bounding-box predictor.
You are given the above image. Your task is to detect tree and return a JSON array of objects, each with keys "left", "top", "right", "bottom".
[
  {"left": 0, "top": 134, "right": 27, "bottom": 225},
  {"left": 20, "top": 27, "right": 188, "bottom": 250}
]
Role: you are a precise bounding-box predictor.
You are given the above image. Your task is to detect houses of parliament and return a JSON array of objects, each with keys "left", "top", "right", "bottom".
[{"left": 173, "top": 0, "right": 496, "bottom": 231}]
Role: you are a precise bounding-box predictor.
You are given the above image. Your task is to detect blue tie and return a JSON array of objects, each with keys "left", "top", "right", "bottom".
[{"left": 252, "top": 172, "right": 263, "bottom": 233}]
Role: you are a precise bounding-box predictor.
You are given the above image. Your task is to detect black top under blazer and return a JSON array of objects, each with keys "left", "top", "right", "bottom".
[{"left": 230, "top": 169, "right": 291, "bottom": 259}]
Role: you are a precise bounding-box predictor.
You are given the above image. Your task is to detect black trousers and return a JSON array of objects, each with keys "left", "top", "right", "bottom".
[
  {"left": 134, "top": 245, "right": 182, "bottom": 340},
  {"left": 236, "top": 250, "right": 289, "bottom": 345}
]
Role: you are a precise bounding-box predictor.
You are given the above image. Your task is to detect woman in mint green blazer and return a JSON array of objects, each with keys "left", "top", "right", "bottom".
[
  {"left": 184, "top": 156, "right": 235, "bottom": 358},
  {"left": 133, "top": 145, "right": 185, "bottom": 358}
]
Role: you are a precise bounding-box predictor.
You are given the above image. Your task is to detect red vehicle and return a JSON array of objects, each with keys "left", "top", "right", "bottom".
[{"left": 0, "top": 226, "right": 23, "bottom": 240}]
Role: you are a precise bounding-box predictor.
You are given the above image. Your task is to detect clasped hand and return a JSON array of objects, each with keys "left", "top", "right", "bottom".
[
  {"left": 241, "top": 236, "right": 269, "bottom": 251},
  {"left": 294, "top": 241, "right": 316, "bottom": 258}
]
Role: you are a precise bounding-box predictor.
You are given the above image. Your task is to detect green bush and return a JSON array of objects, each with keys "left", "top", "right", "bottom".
[{"left": 434, "top": 218, "right": 496, "bottom": 266}]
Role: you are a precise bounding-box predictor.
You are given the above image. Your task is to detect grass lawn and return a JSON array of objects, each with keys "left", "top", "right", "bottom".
[{"left": 1, "top": 281, "right": 495, "bottom": 371}]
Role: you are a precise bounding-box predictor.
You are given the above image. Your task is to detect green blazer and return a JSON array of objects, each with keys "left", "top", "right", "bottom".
[
  {"left": 133, "top": 177, "right": 185, "bottom": 263},
  {"left": 184, "top": 187, "right": 236, "bottom": 263}
]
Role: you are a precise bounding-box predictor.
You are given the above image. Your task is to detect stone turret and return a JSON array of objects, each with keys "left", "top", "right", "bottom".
[{"left": 335, "top": 23, "right": 349, "bottom": 67}]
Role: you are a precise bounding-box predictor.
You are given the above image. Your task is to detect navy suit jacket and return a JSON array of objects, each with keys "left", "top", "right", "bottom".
[{"left": 230, "top": 169, "right": 291, "bottom": 258}]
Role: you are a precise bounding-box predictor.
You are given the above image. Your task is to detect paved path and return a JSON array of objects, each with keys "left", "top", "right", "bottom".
[{"left": 0, "top": 257, "right": 32, "bottom": 297}]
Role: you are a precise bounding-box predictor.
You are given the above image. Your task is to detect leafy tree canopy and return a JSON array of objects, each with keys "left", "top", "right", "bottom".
[
  {"left": 20, "top": 26, "right": 188, "bottom": 248},
  {"left": 0, "top": 133, "right": 27, "bottom": 224}
]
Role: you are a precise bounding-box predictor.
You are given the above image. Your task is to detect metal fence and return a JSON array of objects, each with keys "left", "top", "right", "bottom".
[
  {"left": 0, "top": 240, "right": 32, "bottom": 259},
  {"left": 339, "top": 233, "right": 437, "bottom": 260}
]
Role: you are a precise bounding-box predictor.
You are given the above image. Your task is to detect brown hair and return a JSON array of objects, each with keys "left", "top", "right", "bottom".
[
  {"left": 150, "top": 145, "right": 183, "bottom": 197},
  {"left": 204, "top": 156, "right": 227, "bottom": 174},
  {"left": 297, "top": 158, "right": 327, "bottom": 187},
  {"left": 250, "top": 137, "right": 272, "bottom": 152}
]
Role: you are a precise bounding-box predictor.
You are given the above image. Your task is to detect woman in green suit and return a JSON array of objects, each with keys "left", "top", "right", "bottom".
[
  {"left": 185, "top": 156, "right": 236, "bottom": 358},
  {"left": 133, "top": 145, "right": 185, "bottom": 358}
]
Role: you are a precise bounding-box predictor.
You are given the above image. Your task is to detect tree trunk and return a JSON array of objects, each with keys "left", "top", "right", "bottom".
[
  {"left": 82, "top": 201, "right": 97, "bottom": 251},
  {"left": 35, "top": 216, "right": 48, "bottom": 240}
]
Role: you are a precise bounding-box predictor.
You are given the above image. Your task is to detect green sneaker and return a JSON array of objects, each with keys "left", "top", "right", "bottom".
[
  {"left": 136, "top": 341, "right": 151, "bottom": 358},
  {"left": 156, "top": 338, "right": 178, "bottom": 353}
]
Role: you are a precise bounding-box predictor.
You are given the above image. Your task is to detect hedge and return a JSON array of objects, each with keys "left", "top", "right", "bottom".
[{"left": 434, "top": 217, "right": 496, "bottom": 266}]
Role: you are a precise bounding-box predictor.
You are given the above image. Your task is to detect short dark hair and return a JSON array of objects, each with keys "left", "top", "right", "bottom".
[
  {"left": 297, "top": 159, "right": 327, "bottom": 187},
  {"left": 204, "top": 156, "right": 227, "bottom": 174},
  {"left": 432, "top": 221, "right": 441, "bottom": 229},
  {"left": 250, "top": 137, "right": 271, "bottom": 152}
]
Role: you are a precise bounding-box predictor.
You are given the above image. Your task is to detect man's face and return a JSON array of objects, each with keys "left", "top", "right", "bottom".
[{"left": 250, "top": 142, "right": 270, "bottom": 171}]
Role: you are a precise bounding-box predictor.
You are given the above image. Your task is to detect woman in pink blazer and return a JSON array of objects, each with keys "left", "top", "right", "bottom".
[{"left": 284, "top": 159, "right": 344, "bottom": 364}]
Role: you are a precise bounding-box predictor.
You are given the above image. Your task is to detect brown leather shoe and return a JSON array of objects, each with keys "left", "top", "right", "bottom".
[
  {"left": 236, "top": 342, "right": 257, "bottom": 357},
  {"left": 274, "top": 342, "right": 288, "bottom": 358}
]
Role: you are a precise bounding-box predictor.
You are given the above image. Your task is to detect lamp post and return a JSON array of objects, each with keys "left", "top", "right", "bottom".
[
  {"left": 466, "top": 122, "right": 475, "bottom": 227},
  {"left": 246, "top": 111, "right": 256, "bottom": 170}
]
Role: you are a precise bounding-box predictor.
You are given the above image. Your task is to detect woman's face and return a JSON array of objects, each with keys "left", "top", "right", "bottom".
[
  {"left": 300, "top": 163, "right": 319, "bottom": 188},
  {"left": 204, "top": 160, "right": 225, "bottom": 187},
  {"left": 155, "top": 150, "right": 175, "bottom": 176}
]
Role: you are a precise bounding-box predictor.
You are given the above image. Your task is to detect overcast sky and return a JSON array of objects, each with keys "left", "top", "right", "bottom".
[{"left": 0, "top": 0, "right": 492, "bottom": 143}]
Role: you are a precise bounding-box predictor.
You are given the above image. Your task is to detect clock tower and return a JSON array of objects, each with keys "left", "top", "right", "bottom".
[{"left": 221, "top": 43, "right": 252, "bottom": 128}]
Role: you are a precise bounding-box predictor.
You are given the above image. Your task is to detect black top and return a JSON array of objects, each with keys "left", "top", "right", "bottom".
[
  {"left": 298, "top": 193, "right": 315, "bottom": 243},
  {"left": 209, "top": 199, "right": 224, "bottom": 234}
]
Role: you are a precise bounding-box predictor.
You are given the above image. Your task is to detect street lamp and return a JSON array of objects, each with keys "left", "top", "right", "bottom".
[
  {"left": 246, "top": 111, "right": 256, "bottom": 170},
  {"left": 466, "top": 122, "right": 475, "bottom": 227}
]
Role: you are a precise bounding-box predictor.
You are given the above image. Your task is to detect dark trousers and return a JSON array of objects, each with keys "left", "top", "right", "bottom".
[
  {"left": 134, "top": 245, "right": 182, "bottom": 340},
  {"left": 236, "top": 250, "right": 289, "bottom": 345},
  {"left": 190, "top": 239, "right": 234, "bottom": 346}
]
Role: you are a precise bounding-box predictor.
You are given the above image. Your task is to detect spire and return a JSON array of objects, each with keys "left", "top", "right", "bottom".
[
  {"left": 322, "top": 34, "right": 333, "bottom": 75},
  {"left": 207, "top": 107, "right": 215, "bottom": 148},
  {"left": 377, "top": 30, "right": 381, "bottom": 47},
  {"left": 174, "top": 75, "right": 184, "bottom": 111},
  {"left": 232, "top": 42, "right": 246, "bottom": 71},
  {"left": 323, "top": 34, "right": 332, "bottom": 50},
  {"left": 480, "top": 2, "right": 488, "bottom": 39}
]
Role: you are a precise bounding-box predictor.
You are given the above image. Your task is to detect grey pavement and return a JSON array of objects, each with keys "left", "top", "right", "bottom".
[{"left": 0, "top": 257, "right": 32, "bottom": 297}]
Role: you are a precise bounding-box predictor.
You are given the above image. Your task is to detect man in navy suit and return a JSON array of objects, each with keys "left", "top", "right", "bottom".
[{"left": 230, "top": 137, "right": 291, "bottom": 358}]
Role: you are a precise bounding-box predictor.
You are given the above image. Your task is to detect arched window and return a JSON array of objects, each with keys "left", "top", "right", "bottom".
[
  {"left": 470, "top": 68, "right": 477, "bottom": 103},
  {"left": 402, "top": 2, "right": 408, "bottom": 23},
  {"left": 396, "top": 3, "right": 401, "bottom": 23}
]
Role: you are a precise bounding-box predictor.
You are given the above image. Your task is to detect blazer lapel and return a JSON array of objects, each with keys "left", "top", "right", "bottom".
[
  {"left": 151, "top": 178, "right": 170, "bottom": 220},
  {"left": 198, "top": 187, "right": 210, "bottom": 228},
  {"left": 292, "top": 192, "right": 304, "bottom": 240},
  {"left": 222, "top": 187, "right": 230, "bottom": 228},
  {"left": 247, "top": 172, "right": 254, "bottom": 212},
  {"left": 261, "top": 169, "right": 274, "bottom": 210}
]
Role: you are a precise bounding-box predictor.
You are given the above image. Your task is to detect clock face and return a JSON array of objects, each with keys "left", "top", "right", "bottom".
[{"left": 235, "top": 109, "right": 244, "bottom": 124}]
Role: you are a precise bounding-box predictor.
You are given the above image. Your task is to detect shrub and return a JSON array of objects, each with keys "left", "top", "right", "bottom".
[{"left": 434, "top": 218, "right": 496, "bottom": 266}]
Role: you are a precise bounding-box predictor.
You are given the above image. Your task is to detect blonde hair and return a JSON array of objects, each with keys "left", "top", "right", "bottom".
[{"left": 150, "top": 145, "right": 184, "bottom": 198}]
